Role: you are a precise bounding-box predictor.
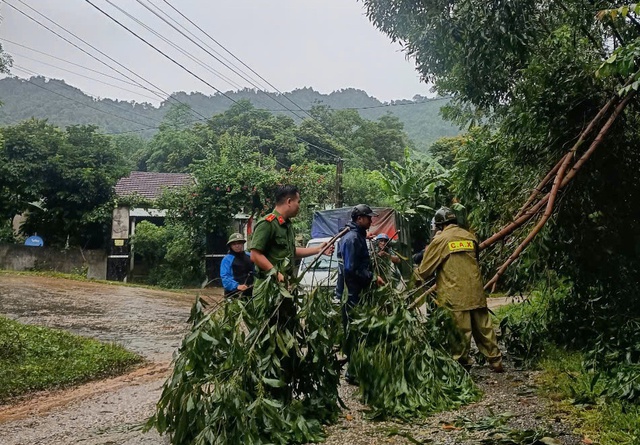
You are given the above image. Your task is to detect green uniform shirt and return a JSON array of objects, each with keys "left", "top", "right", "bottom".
[
  {"left": 417, "top": 224, "right": 486, "bottom": 311},
  {"left": 250, "top": 210, "right": 296, "bottom": 278}
]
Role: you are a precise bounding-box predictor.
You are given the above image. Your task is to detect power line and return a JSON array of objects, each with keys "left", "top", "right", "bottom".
[
  {"left": 321, "top": 98, "right": 450, "bottom": 111},
  {"left": 155, "top": 0, "right": 274, "bottom": 93},
  {"left": 83, "top": 0, "right": 240, "bottom": 107},
  {"left": 11, "top": 67, "right": 163, "bottom": 130},
  {"left": 160, "top": 0, "right": 429, "bottom": 157},
  {"left": 7, "top": 7, "right": 363, "bottom": 165},
  {"left": 5, "top": 0, "right": 164, "bottom": 103},
  {"left": 7, "top": 1, "right": 441, "bottom": 161},
  {"left": 5, "top": 36, "right": 449, "bottom": 112},
  {"left": 151, "top": 0, "right": 348, "bottom": 158},
  {"left": 4, "top": 0, "right": 208, "bottom": 121},
  {"left": 3, "top": 39, "right": 164, "bottom": 100},
  {"left": 130, "top": 0, "right": 307, "bottom": 121},
  {"left": 153, "top": 1, "right": 367, "bottom": 160},
  {"left": 12, "top": 66, "right": 163, "bottom": 126},
  {"left": 11, "top": 52, "right": 162, "bottom": 103},
  {"left": 84, "top": 0, "right": 341, "bottom": 160},
  {"left": 103, "top": 0, "right": 246, "bottom": 92},
  {"left": 159, "top": 0, "right": 315, "bottom": 120},
  {"left": 294, "top": 136, "right": 341, "bottom": 159}
]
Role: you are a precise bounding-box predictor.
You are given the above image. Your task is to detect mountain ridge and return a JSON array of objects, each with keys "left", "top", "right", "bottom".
[{"left": 0, "top": 76, "right": 460, "bottom": 151}]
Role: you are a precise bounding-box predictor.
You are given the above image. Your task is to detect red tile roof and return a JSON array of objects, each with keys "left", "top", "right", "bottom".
[{"left": 115, "top": 171, "right": 195, "bottom": 200}]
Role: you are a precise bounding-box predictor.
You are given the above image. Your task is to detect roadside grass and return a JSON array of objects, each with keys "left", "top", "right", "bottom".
[
  {"left": 536, "top": 346, "right": 640, "bottom": 445},
  {"left": 494, "top": 303, "right": 640, "bottom": 445},
  {"left": 0, "top": 315, "right": 142, "bottom": 403}
]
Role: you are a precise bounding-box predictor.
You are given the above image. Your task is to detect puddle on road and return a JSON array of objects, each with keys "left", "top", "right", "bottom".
[{"left": 0, "top": 275, "right": 222, "bottom": 362}]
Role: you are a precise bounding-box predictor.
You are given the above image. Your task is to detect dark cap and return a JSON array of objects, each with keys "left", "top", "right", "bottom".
[{"left": 351, "top": 204, "right": 378, "bottom": 219}]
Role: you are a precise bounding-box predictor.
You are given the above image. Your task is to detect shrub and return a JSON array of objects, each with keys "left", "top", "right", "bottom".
[{"left": 132, "top": 220, "right": 204, "bottom": 288}]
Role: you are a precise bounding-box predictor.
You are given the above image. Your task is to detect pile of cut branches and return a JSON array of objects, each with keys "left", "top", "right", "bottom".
[
  {"left": 348, "top": 282, "right": 481, "bottom": 420},
  {"left": 149, "top": 250, "right": 483, "bottom": 442},
  {"left": 146, "top": 275, "right": 342, "bottom": 445}
]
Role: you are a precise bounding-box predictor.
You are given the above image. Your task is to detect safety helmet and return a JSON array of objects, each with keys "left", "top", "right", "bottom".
[
  {"left": 227, "top": 232, "right": 246, "bottom": 245},
  {"left": 351, "top": 204, "right": 378, "bottom": 220},
  {"left": 374, "top": 233, "right": 390, "bottom": 241},
  {"left": 434, "top": 207, "right": 457, "bottom": 226}
]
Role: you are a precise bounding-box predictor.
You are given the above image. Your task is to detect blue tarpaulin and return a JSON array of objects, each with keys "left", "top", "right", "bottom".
[
  {"left": 309, "top": 207, "right": 412, "bottom": 278},
  {"left": 311, "top": 207, "right": 398, "bottom": 239}
]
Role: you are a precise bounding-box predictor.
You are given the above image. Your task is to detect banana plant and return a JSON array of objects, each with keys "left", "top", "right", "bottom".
[{"left": 378, "top": 147, "right": 450, "bottom": 244}]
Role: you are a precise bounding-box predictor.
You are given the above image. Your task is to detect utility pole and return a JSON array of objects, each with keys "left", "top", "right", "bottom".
[{"left": 335, "top": 157, "right": 343, "bottom": 208}]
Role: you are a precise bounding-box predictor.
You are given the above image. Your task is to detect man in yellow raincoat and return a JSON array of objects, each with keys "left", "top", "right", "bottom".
[{"left": 417, "top": 207, "right": 503, "bottom": 372}]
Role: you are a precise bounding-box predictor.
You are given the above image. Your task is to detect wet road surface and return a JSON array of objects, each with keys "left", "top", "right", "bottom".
[
  {"left": 0, "top": 275, "right": 523, "bottom": 445},
  {"left": 0, "top": 274, "right": 221, "bottom": 444}
]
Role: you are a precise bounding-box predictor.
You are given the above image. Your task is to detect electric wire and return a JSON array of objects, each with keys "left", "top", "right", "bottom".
[
  {"left": 131, "top": 0, "right": 307, "bottom": 121},
  {"left": 159, "top": 0, "right": 316, "bottom": 120},
  {"left": 83, "top": 0, "right": 240, "bottom": 107},
  {"left": 143, "top": 0, "right": 376, "bottom": 164},
  {"left": 13, "top": 64, "right": 159, "bottom": 123},
  {"left": 103, "top": 0, "right": 246, "bottom": 92},
  {"left": 153, "top": 0, "right": 273, "bottom": 93},
  {"left": 147, "top": 0, "right": 347, "bottom": 157},
  {"left": 7, "top": 1, "right": 441, "bottom": 162},
  {"left": 149, "top": 2, "right": 356, "bottom": 159},
  {"left": 158, "top": 0, "right": 424, "bottom": 158},
  {"left": 294, "top": 136, "right": 340, "bottom": 159},
  {"left": 86, "top": 0, "right": 344, "bottom": 159},
  {"left": 2, "top": 38, "right": 168, "bottom": 96},
  {"left": 148, "top": 0, "right": 378, "bottom": 164},
  {"left": 5, "top": 3, "right": 345, "bottom": 166},
  {"left": 11, "top": 51, "right": 162, "bottom": 103},
  {"left": 11, "top": 67, "right": 164, "bottom": 130},
  {"left": 4, "top": 0, "right": 208, "bottom": 122}
]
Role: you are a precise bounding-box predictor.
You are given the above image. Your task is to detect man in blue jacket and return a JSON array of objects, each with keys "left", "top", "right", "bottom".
[
  {"left": 220, "top": 232, "right": 253, "bottom": 298},
  {"left": 336, "top": 204, "right": 385, "bottom": 382}
]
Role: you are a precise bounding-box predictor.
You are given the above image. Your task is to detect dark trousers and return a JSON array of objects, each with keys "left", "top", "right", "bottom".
[{"left": 341, "top": 278, "right": 364, "bottom": 364}]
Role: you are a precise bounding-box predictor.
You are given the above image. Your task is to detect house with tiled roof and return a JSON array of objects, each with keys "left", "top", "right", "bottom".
[
  {"left": 114, "top": 171, "right": 195, "bottom": 201},
  {"left": 108, "top": 172, "right": 195, "bottom": 281}
]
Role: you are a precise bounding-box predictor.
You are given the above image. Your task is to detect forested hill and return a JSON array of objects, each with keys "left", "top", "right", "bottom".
[{"left": 0, "top": 76, "right": 460, "bottom": 151}]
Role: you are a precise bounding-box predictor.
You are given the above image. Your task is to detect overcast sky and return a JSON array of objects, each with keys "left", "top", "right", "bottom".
[{"left": 0, "top": 0, "right": 432, "bottom": 105}]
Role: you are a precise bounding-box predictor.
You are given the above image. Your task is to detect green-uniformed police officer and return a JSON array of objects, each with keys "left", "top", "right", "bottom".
[
  {"left": 417, "top": 207, "right": 503, "bottom": 372},
  {"left": 250, "top": 185, "right": 332, "bottom": 400},
  {"left": 250, "top": 185, "right": 330, "bottom": 286}
]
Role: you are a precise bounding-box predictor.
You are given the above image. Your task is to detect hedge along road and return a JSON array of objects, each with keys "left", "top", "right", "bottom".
[{"left": 0, "top": 274, "right": 219, "bottom": 445}]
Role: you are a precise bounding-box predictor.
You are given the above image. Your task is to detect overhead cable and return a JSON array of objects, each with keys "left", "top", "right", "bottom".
[
  {"left": 11, "top": 67, "right": 163, "bottom": 129},
  {"left": 3, "top": 38, "right": 168, "bottom": 95},
  {"left": 5, "top": 0, "right": 208, "bottom": 121},
  {"left": 83, "top": 0, "right": 239, "bottom": 106},
  {"left": 11, "top": 51, "right": 162, "bottom": 103},
  {"left": 132, "top": 0, "right": 306, "bottom": 120},
  {"left": 104, "top": 0, "right": 246, "bottom": 92},
  {"left": 159, "top": 0, "right": 315, "bottom": 120}
]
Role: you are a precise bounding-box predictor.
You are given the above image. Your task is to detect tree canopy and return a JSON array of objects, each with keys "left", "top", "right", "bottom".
[
  {"left": 364, "top": 0, "right": 640, "bottom": 402},
  {"left": 0, "top": 120, "right": 128, "bottom": 247}
]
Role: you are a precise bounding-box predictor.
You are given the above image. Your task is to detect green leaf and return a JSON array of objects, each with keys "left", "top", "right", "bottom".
[{"left": 262, "top": 377, "right": 285, "bottom": 388}]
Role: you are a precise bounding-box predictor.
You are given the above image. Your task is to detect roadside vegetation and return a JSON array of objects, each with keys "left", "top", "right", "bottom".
[
  {"left": 496, "top": 299, "right": 640, "bottom": 445},
  {"left": 0, "top": 315, "right": 142, "bottom": 403},
  {"left": 538, "top": 347, "right": 640, "bottom": 445}
]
